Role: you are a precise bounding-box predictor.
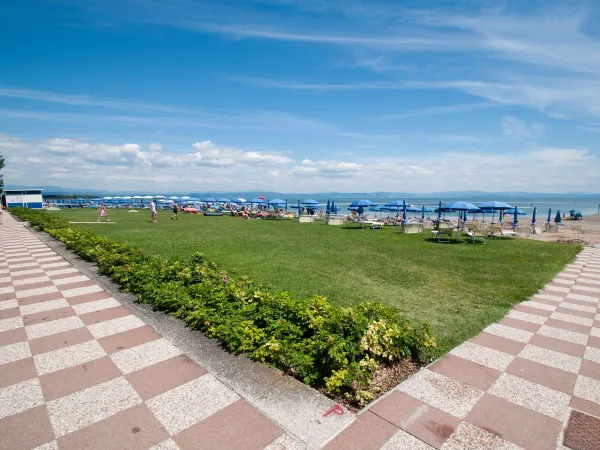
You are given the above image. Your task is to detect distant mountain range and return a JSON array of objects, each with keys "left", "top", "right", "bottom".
[{"left": 4, "top": 185, "right": 599, "bottom": 200}]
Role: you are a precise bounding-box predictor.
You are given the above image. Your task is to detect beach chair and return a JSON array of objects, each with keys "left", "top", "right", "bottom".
[
  {"left": 431, "top": 228, "right": 454, "bottom": 243},
  {"left": 402, "top": 222, "right": 423, "bottom": 234},
  {"left": 571, "top": 225, "right": 585, "bottom": 233},
  {"left": 464, "top": 228, "right": 488, "bottom": 244},
  {"left": 545, "top": 223, "right": 559, "bottom": 233},
  {"left": 490, "top": 225, "right": 517, "bottom": 239}
]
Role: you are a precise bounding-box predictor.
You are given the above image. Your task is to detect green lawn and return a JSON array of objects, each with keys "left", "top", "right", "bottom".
[{"left": 53, "top": 208, "right": 580, "bottom": 356}]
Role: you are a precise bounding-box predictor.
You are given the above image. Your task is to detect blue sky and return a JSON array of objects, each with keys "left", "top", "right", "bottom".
[{"left": 1, "top": 0, "right": 599, "bottom": 193}]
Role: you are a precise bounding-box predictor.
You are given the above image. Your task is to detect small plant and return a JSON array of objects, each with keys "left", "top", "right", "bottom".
[{"left": 10, "top": 207, "right": 434, "bottom": 405}]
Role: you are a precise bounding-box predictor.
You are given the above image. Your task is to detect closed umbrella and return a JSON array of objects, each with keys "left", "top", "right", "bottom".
[
  {"left": 532, "top": 207, "right": 537, "bottom": 227},
  {"left": 298, "top": 200, "right": 302, "bottom": 217},
  {"left": 421, "top": 205, "right": 425, "bottom": 220},
  {"left": 403, "top": 202, "right": 407, "bottom": 222},
  {"left": 547, "top": 208, "right": 552, "bottom": 224},
  {"left": 555, "top": 210, "right": 562, "bottom": 224},
  {"left": 326, "top": 200, "right": 331, "bottom": 214},
  {"left": 438, "top": 201, "right": 442, "bottom": 220},
  {"left": 513, "top": 207, "right": 518, "bottom": 229}
]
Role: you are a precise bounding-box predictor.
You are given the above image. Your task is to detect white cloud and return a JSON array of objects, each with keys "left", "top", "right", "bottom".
[
  {"left": 292, "top": 159, "right": 363, "bottom": 177},
  {"left": 501, "top": 116, "right": 545, "bottom": 140},
  {"left": 149, "top": 142, "right": 162, "bottom": 152},
  {"left": 191, "top": 140, "right": 292, "bottom": 166},
  {"left": 530, "top": 148, "right": 591, "bottom": 165}
]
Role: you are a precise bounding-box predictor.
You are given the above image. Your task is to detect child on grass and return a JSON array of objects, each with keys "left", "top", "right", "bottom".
[{"left": 98, "top": 203, "right": 109, "bottom": 222}]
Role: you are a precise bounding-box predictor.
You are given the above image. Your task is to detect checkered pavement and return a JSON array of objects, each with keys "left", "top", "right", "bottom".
[
  {"left": 325, "top": 247, "right": 600, "bottom": 450},
  {"left": 0, "top": 215, "right": 296, "bottom": 450}
]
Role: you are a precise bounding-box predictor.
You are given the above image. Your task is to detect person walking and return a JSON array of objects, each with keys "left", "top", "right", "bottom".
[
  {"left": 171, "top": 200, "right": 179, "bottom": 220},
  {"left": 150, "top": 199, "right": 158, "bottom": 223},
  {"left": 97, "top": 203, "right": 109, "bottom": 222}
]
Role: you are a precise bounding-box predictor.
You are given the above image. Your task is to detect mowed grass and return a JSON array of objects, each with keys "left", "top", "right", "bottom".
[{"left": 54, "top": 208, "right": 580, "bottom": 356}]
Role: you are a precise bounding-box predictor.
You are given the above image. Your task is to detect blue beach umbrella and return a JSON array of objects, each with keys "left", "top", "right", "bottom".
[
  {"left": 298, "top": 200, "right": 302, "bottom": 217},
  {"left": 326, "top": 200, "right": 331, "bottom": 214},
  {"left": 506, "top": 208, "right": 526, "bottom": 215},
  {"left": 215, "top": 197, "right": 230, "bottom": 203},
  {"left": 202, "top": 197, "right": 216, "bottom": 203},
  {"left": 422, "top": 205, "right": 425, "bottom": 219},
  {"left": 403, "top": 202, "right": 407, "bottom": 222},
  {"left": 439, "top": 201, "right": 481, "bottom": 212},
  {"left": 384, "top": 200, "right": 406, "bottom": 208},
  {"left": 250, "top": 198, "right": 266, "bottom": 204},
  {"left": 555, "top": 210, "right": 562, "bottom": 223},
  {"left": 231, "top": 198, "right": 247, "bottom": 204},
  {"left": 532, "top": 207, "right": 537, "bottom": 226},
  {"left": 478, "top": 201, "right": 512, "bottom": 224},
  {"left": 351, "top": 199, "right": 375, "bottom": 207},
  {"left": 438, "top": 201, "right": 442, "bottom": 219},
  {"left": 301, "top": 199, "right": 319, "bottom": 206},
  {"left": 547, "top": 208, "right": 552, "bottom": 223},
  {"left": 513, "top": 207, "right": 519, "bottom": 229}
]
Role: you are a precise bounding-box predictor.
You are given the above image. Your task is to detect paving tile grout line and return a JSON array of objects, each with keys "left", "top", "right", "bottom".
[{"left": 15, "top": 217, "right": 352, "bottom": 449}]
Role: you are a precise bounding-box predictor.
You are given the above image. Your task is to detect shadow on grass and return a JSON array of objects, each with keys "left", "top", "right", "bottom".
[{"left": 424, "top": 238, "right": 466, "bottom": 245}]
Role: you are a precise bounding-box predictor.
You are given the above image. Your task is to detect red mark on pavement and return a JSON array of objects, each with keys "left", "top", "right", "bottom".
[{"left": 323, "top": 404, "right": 344, "bottom": 417}]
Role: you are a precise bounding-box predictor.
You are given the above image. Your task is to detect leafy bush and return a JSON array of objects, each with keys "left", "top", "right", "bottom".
[{"left": 11, "top": 207, "right": 435, "bottom": 404}]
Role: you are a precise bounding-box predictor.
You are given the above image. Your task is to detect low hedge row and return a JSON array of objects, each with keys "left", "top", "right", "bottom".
[{"left": 11, "top": 208, "right": 435, "bottom": 405}]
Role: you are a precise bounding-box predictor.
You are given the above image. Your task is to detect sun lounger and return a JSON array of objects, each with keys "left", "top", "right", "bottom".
[
  {"left": 326, "top": 215, "right": 344, "bottom": 225},
  {"left": 362, "top": 220, "right": 384, "bottom": 230},
  {"left": 465, "top": 228, "right": 488, "bottom": 244},
  {"left": 571, "top": 225, "right": 585, "bottom": 233},
  {"left": 402, "top": 222, "right": 423, "bottom": 234},
  {"left": 299, "top": 215, "right": 315, "bottom": 223},
  {"left": 431, "top": 228, "right": 454, "bottom": 243},
  {"left": 490, "top": 225, "right": 516, "bottom": 239}
]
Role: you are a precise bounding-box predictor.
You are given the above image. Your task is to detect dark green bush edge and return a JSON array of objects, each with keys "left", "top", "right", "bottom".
[{"left": 11, "top": 208, "right": 435, "bottom": 405}]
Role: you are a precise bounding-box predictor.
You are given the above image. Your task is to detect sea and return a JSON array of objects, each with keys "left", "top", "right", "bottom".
[{"left": 225, "top": 194, "right": 600, "bottom": 219}]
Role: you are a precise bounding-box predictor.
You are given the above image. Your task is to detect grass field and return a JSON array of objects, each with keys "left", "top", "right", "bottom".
[{"left": 52, "top": 208, "right": 580, "bottom": 356}]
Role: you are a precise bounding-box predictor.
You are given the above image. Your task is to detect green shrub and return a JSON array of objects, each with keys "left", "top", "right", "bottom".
[{"left": 10, "top": 207, "right": 435, "bottom": 404}]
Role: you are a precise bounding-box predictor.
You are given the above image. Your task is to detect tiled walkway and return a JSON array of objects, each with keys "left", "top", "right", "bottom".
[
  {"left": 324, "top": 246, "right": 600, "bottom": 450},
  {"left": 0, "top": 215, "right": 296, "bottom": 450}
]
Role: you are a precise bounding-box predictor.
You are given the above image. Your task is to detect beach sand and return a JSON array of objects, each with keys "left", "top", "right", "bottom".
[{"left": 523, "top": 213, "right": 600, "bottom": 247}]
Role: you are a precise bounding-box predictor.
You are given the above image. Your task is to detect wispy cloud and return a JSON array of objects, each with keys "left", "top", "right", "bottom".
[
  {"left": 501, "top": 116, "right": 545, "bottom": 140},
  {"left": 0, "top": 88, "right": 196, "bottom": 114},
  {"left": 376, "top": 102, "right": 499, "bottom": 120}
]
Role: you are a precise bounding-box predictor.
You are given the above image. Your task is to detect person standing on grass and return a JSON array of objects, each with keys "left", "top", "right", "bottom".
[
  {"left": 171, "top": 200, "right": 179, "bottom": 220},
  {"left": 150, "top": 199, "right": 158, "bottom": 223},
  {"left": 97, "top": 203, "right": 109, "bottom": 222}
]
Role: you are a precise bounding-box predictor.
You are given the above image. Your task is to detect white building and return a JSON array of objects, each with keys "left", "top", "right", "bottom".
[{"left": 3, "top": 188, "right": 44, "bottom": 209}]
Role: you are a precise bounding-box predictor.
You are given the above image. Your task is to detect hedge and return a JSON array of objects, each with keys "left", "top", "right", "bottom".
[{"left": 11, "top": 208, "right": 435, "bottom": 405}]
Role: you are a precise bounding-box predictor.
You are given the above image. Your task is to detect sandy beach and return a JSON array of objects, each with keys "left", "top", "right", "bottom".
[{"left": 523, "top": 213, "right": 600, "bottom": 247}]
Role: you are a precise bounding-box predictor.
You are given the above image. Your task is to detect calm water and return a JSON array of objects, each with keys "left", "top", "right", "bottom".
[{"left": 256, "top": 196, "right": 600, "bottom": 219}]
